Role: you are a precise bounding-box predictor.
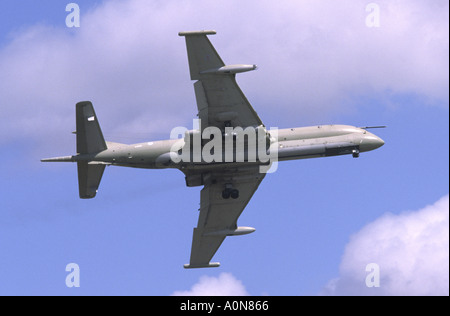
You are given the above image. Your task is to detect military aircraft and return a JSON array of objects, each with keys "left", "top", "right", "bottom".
[{"left": 42, "top": 30, "right": 384, "bottom": 269}]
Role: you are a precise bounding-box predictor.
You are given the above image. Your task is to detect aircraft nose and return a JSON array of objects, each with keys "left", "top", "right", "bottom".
[{"left": 360, "top": 134, "right": 385, "bottom": 152}]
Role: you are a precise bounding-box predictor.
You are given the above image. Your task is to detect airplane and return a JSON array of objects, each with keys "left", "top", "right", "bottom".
[{"left": 42, "top": 30, "right": 385, "bottom": 269}]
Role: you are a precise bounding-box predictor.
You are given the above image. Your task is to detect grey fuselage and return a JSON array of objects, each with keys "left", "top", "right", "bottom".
[{"left": 52, "top": 124, "right": 384, "bottom": 173}]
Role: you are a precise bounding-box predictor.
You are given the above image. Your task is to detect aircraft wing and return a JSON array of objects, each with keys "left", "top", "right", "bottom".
[
  {"left": 179, "top": 30, "right": 263, "bottom": 131},
  {"left": 184, "top": 167, "right": 265, "bottom": 268},
  {"left": 179, "top": 31, "right": 266, "bottom": 268}
]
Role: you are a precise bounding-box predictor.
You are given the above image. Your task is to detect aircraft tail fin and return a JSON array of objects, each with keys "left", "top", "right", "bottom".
[
  {"left": 75, "top": 101, "right": 107, "bottom": 198},
  {"left": 42, "top": 101, "right": 109, "bottom": 199},
  {"left": 77, "top": 162, "right": 106, "bottom": 199},
  {"left": 76, "top": 101, "right": 107, "bottom": 154}
]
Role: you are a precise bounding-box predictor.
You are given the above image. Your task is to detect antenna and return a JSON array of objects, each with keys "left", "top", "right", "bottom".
[{"left": 359, "top": 126, "right": 387, "bottom": 130}]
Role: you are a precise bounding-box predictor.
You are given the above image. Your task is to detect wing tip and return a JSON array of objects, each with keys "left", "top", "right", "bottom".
[
  {"left": 183, "top": 262, "right": 220, "bottom": 269},
  {"left": 178, "top": 30, "right": 217, "bottom": 37}
]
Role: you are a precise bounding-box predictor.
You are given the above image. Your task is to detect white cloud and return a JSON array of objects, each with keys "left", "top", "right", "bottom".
[
  {"left": 0, "top": 0, "right": 448, "bottom": 150},
  {"left": 172, "top": 272, "right": 249, "bottom": 296},
  {"left": 322, "top": 194, "right": 449, "bottom": 296}
]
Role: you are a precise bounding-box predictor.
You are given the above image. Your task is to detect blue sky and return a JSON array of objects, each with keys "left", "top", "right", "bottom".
[{"left": 0, "top": 0, "right": 448, "bottom": 296}]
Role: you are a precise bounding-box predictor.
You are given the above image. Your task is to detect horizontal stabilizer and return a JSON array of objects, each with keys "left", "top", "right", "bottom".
[
  {"left": 77, "top": 161, "right": 105, "bottom": 199},
  {"left": 76, "top": 101, "right": 107, "bottom": 154}
]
